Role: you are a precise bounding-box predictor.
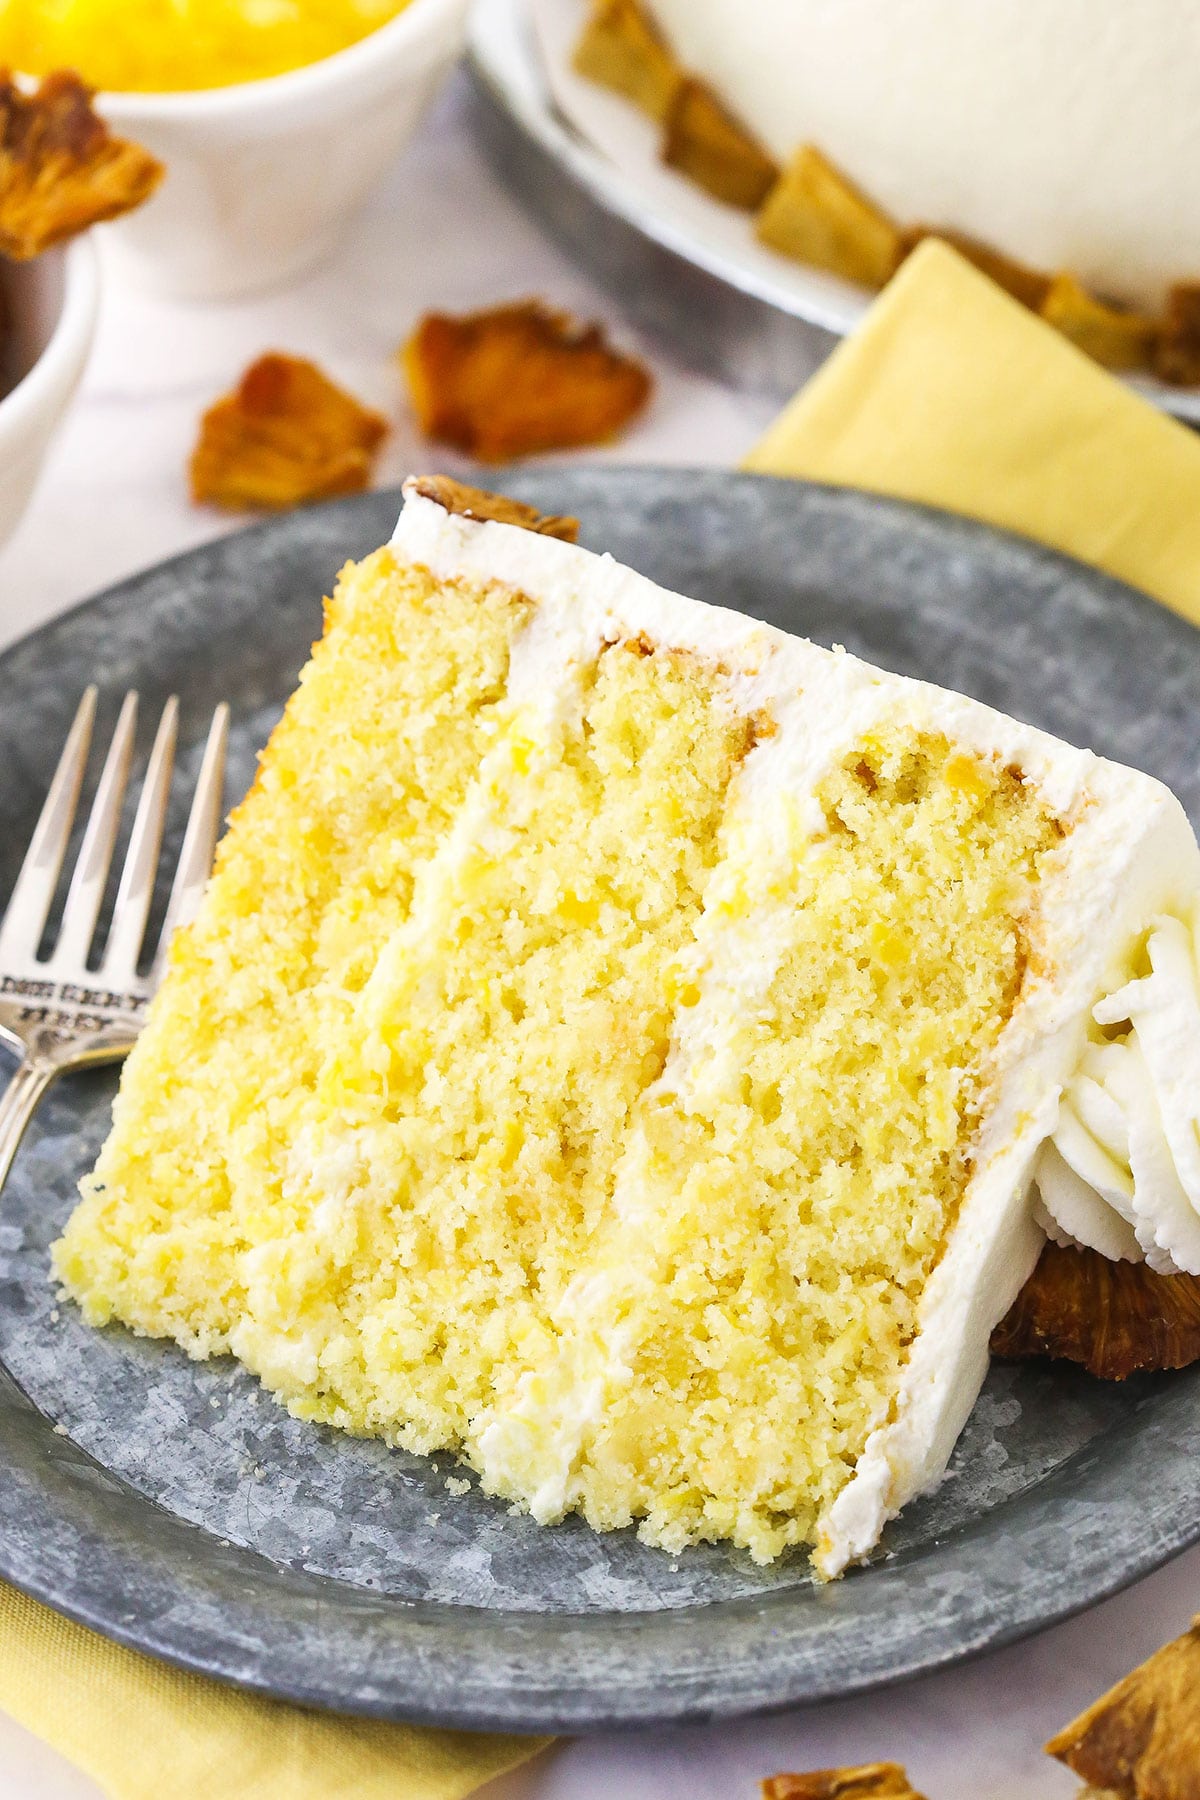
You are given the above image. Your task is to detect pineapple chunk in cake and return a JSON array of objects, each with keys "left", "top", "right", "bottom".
[{"left": 56, "top": 476, "right": 1200, "bottom": 1575}]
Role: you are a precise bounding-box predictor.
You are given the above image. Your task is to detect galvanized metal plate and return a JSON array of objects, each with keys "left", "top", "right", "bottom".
[{"left": 2, "top": 469, "right": 1199, "bottom": 1731}]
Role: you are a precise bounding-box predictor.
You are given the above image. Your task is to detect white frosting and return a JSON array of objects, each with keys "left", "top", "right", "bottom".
[
  {"left": 644, "top": 0, "right": 1200, "bottom": 310},
  {"left": 390, "top": 482, "right": 1200, "bottom": 1574},
  {"left": 1036, "top": 909, "right": 1200, "bottom": 1276}
]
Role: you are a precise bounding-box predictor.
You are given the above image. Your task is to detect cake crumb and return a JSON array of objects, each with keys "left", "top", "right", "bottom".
[{"left": 445, "top": 1476, "right": 471, "bottom": 1497}]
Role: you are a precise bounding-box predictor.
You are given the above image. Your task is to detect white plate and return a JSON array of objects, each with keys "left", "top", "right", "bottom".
[{"left": 472, "top": 0, "right": 1200, "bottom": 422}]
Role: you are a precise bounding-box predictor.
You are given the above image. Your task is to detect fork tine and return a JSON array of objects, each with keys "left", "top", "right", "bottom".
[
  {"left": 0, "top": 687, "right": 97, "bottom": 961},
  {"left": 151, "top": 703, "right": 229, "bottom": 980},
  {"left": 101, "top": 696, "right": 178, "bottom": 981},
  {"left": 51, "top": 691, "right": 138, "bottom": 970}
]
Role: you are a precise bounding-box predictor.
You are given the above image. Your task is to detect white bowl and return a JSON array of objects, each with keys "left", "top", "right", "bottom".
[
  {"left": 0, "top": 238, "right": 99, "bottom": 553},
  {"left": 97, "top": 0, "right": 471, "bottom": 302}
]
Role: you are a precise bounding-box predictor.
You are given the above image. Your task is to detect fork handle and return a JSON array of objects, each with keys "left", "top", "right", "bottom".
[{"left": 0, "top": 1057, "right": 58, "bottom": 1193}]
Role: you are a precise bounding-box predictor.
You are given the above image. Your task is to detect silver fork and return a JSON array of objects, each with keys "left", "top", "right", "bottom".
[{"left": 0, "top": 687, "right": 229, "bottom": 1190}]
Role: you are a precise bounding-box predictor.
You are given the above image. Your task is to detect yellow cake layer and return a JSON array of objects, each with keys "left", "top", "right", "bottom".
[
  {"left": 479, "top": 733, "right": 1058, "bottom": 1560},
  {"left": 56, "top": 549, "right": 529, "bottom": 1348},
  {"left": 56, "top": 546, "right": 1058, "bottom": 1568}
]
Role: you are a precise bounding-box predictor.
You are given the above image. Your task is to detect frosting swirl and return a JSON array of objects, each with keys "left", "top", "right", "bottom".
[{"left": 1034, "top": 911, "right": 1200, "bottom": 1276}]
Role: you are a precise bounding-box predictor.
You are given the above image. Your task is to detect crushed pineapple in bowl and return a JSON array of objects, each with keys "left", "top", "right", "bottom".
[
  {"left": 0, "top": 0, "right": 470, "bottom": 298},
  {"left": 1, "top": 0, "right": 413, "bottom": 93}
]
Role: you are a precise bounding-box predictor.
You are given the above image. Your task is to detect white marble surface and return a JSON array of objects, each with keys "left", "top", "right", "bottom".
[{"left": 1, "top": 66, "right": 1195, "bottom": 1800}]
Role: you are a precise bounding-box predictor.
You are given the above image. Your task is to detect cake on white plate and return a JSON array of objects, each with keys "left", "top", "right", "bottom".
[
  {"left": 573, "top": 0, "right": 1200, "bottom": 380},
  {"left": 54, "top": 476, "right": 1200, "bottom": 1578}
]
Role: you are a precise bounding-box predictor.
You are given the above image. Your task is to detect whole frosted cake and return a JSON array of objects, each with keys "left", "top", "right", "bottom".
[
  {"left": 641, "top": 0, "right": 1200, "bottom": 312},
  {"left": 55, "top": 477, "right": 1200, "bottom": 1575}
]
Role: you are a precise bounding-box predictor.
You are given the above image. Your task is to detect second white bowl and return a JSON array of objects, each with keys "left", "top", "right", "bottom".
[{"left": 97, "top": 0, "right": 471, "bottom": 302}]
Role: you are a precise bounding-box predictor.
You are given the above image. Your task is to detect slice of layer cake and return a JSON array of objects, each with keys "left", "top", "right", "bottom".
[{"left": 54, "top": 476, "right": 1200, "bottom": 1576}]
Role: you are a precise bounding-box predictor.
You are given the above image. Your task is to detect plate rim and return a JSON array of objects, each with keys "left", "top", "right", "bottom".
[{"left": 2, "top": 468, "right": 1200, "bottom": 1732}]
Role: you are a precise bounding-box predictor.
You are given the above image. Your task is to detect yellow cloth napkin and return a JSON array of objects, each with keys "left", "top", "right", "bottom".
[
  {"left": 746, "top": 237, "right": 1200, "bottom": 626},
  {"left": 0, "top": 1581, "right": 547, "bottom": 1799}
]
